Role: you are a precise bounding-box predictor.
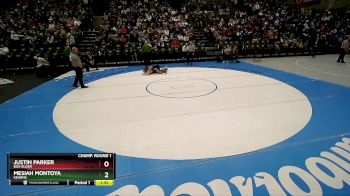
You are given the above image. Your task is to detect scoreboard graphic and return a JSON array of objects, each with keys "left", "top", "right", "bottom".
[{"left": 8, "top": 153, "right": 115, "bottom": 186}]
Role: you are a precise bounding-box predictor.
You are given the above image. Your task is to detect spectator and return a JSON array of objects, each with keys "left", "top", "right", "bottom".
[
  {"left": 34, "top": 55, "right": 52, "bottom": 77},
  {"left": 0, "top": 43, "right": 9, "bottom": 70},
  {"left": 66, "top": 33, "right": 75, "bottom": 46},
  {"left": 34, "top": 56, "right": 50, "bottom": 68},
  {"left": 188, "top": 41, "right": 196, "bottom": 65},
  {"left": 337, "top": 36, "right": 350, "bottom": 63},
  {"left": 0, "top": 43, "right": 9, "bottom": 56}
]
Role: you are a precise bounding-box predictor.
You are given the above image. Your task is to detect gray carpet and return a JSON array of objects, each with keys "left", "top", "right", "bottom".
[{"left": 0, "top": 74, "right": 51, "bottom": 104}]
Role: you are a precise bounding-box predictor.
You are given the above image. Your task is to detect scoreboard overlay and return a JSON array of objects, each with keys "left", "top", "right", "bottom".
[{"left": 7, "top": 153, "right": 115, "bottom": 186}]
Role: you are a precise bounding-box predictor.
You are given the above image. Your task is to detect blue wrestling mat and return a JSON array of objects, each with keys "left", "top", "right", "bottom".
[{"left": 1, "top": 61, "right": 350, "bottom": 195}]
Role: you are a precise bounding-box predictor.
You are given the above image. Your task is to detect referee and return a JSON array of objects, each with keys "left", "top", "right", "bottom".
[{"left": 70, "top": 47, "right": 88, "bottom": 88}]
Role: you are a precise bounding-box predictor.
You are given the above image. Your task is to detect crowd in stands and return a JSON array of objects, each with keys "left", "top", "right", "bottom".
[
  {"left": 187, "top": 0, "right": 350, "bottom": 51},
  {"left": 0, "top": 0, "right": 93, "bottom": 70},
  {"left": 1, "top": 0, "right": 350, "bottom": 70},
  {"left": 92, "top": 0, "right": 350, "bottom": 62},
  {"left": 96, "top": 0, "right": 194, "bottom": 61}
]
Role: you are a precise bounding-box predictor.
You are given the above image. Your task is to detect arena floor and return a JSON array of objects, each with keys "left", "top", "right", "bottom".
[{"left": 1, "top": 54, "right": 350, "bottom": 195}]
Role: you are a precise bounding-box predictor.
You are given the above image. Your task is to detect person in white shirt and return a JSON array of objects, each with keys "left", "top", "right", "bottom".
[
  {"left": 34, "top": 56, "right": 50, "bottom": 68},
  {"left": 188, "top": 41, "right": 196, "bottom": 65},
  {"left": 223, "top": 45, "right": 231, "bottom": 63},
  {"left": 0, "top": 43, "right": 9, "bottom": 70},
  {"left": 337, "top": 36, "right": 350, "bottom": 63},
  {"left": 230, "top": 44, "right": 240, "bottom": 63},
  {"left": 10, "top": 32, "right": 24, "bottom": 40},
  {"left": 183, "top": 35, "right": 189, "bottom": 42},
  {"left": 164, "top": 29, "right": 169, "bottom": 36},
  {"left": 47, "top": 34, "right": 54, "bottom": 44},
  {"left": 33, "top": 55, "right": 52, "bottom": 77},
  {"left": 161, "top": 35, "right": 168, "bottom": 42},
  {"left": 66, "top": 33, "right": 75, "bottom": 46},
  {"left": 182, "top": 42, "right": 189, "bottom": 64},
  {"left": 0, "top": 44, "right": 9, "bottom": 56},
  {"left": 182, "top": 42, "right": 189, "bottom": 53},
  {"left": 48, "top": 22, "right": 55, "bottom": 31}
]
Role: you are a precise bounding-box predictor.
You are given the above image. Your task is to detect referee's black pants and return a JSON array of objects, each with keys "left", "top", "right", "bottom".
[{"left": 73, "top": 67, "right": 85, "bottom": 87}]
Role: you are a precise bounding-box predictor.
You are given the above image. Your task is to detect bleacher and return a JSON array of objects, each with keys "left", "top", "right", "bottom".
[{"left": 0, "top": 0, "right": 347, "bottom": 74}]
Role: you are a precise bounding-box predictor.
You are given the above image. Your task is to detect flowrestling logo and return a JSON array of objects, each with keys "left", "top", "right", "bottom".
[{"left": 108, "top": 137, "right": 350, "bottom": 195}]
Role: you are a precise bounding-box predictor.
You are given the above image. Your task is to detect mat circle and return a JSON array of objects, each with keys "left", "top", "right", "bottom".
[{"left": 146, "top": 78, "right": 218, "bottom": 98}]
